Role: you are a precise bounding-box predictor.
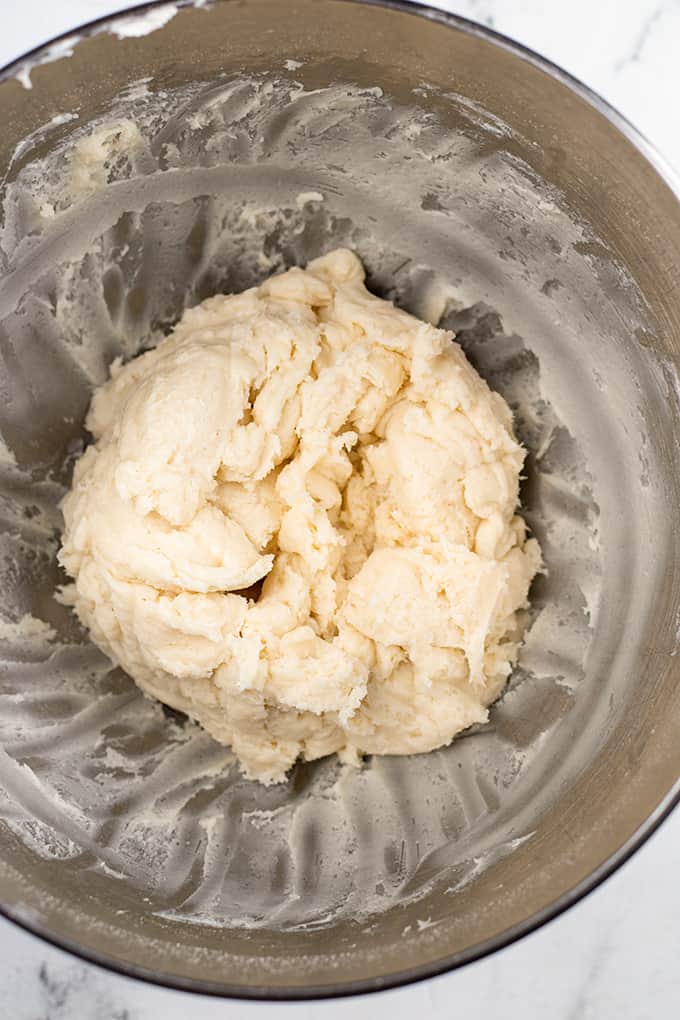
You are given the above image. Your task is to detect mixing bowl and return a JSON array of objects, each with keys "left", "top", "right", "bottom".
[{"left": 0, "top": 0, "right": 679, "bottom": 1000}]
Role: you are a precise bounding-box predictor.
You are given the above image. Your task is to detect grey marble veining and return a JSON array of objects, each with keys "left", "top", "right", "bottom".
[
  {"left": 430, "top": 0, "right": 680, "bottom": 172},
  {"left": 1, "top": 1, "right": 679, "bottom": 1018}
]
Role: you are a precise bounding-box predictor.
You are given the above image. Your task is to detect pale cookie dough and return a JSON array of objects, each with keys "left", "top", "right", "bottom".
[{"left": 59, "top": 249, "right": 541, "bottom": 783}]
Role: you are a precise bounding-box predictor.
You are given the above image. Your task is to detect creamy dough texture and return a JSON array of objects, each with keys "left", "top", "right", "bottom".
[{"left": 59, "top": 249, "right": 541, "bottom": 783}]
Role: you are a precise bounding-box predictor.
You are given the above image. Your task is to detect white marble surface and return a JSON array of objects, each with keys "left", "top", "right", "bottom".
[{"left": 0, "top": 1, "right": 678, "bottom": 1017}]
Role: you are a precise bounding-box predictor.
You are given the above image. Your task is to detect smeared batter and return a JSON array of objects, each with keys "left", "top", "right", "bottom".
[{"left": 59, "top": 249, "right": 540, "bottom": 783}]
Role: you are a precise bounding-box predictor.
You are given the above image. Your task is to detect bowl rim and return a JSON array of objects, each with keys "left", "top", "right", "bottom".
[{"left": 0, "top": 0, "right": 679, "bottom": 1002}]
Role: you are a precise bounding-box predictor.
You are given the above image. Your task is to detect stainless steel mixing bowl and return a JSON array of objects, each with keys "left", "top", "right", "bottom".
[{"left": 0, "top": 0, "right": 679, "bottom": 1000}]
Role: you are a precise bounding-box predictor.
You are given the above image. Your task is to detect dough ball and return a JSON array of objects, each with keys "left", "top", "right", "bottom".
[{"left": 59, "top": 249, "right": 541, "bottom": 783}]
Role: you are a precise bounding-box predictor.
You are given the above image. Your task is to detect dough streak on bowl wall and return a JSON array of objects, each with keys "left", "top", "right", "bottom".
[{"left": 1, "top": 66, "right": 643, "bottom": 933}]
